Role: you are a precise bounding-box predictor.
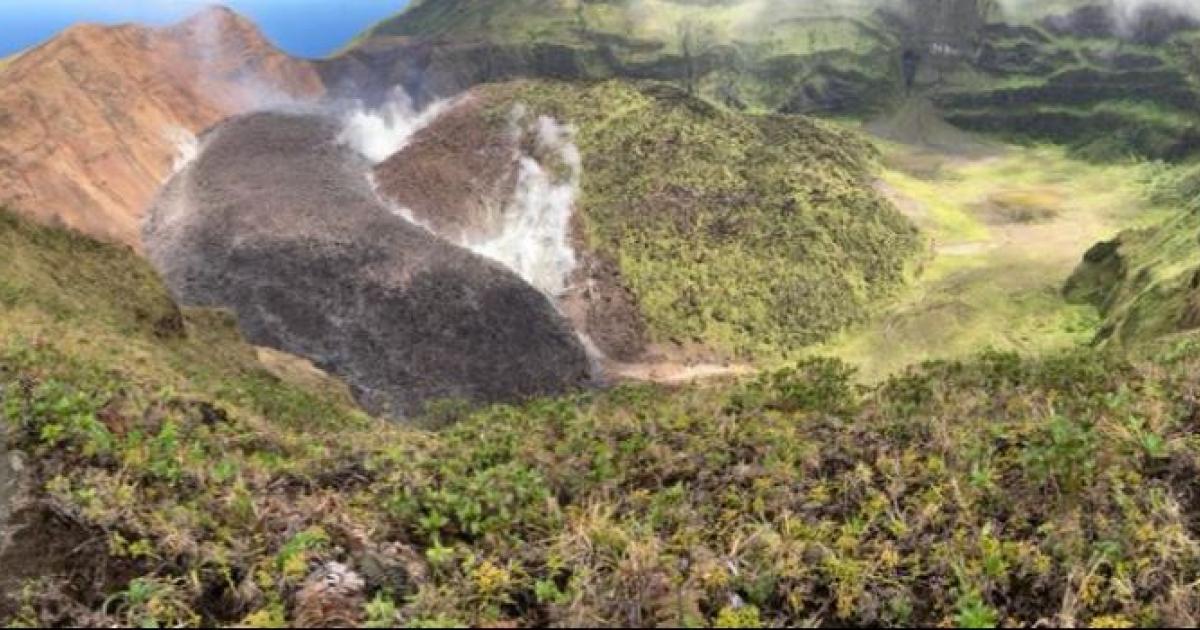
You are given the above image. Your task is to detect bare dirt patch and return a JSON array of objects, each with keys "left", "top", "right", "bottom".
[{"left": 978, "top": 189, "right": 1065, "bottom": 224}]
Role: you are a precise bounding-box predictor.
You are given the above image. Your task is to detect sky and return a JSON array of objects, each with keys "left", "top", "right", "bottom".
[{"left": 0, "top": 0, "right": 410, "bottom": 59}]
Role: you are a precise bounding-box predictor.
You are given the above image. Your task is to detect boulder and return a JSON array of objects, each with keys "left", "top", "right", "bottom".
[{"left": 144, "top": 111, "right": 591, "bottom": 418}]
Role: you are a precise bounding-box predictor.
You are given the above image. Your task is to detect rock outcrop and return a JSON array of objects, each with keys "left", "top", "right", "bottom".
[
  {"left": 144, "top": 111, "right": 591, "bottom": 418},
  {"left": 0, "top": 6, "right": 324, "bottom": 248}
]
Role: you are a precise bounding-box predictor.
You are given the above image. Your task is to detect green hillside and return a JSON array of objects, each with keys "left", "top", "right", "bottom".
[
  {"left": 1065, "top": 161, "right": 1200, "bottom": 344},
  {"left": 7, "top": 207, "right": 1200, "bottom": 626},
  {"left": 478, "top": 80, "right": 922, "bottom": 358},
  {"left": 935, "top": 28, "right": 1200, "bottom": 160},
  {"left": 9, "top": 1, "right": 1200, "bottom": 627},
  {"left": 339, "top": 0, "right": 904, "bottom": 116},
  {"left": 344, "top": 0, "right": 1200, "bottom": 160}
]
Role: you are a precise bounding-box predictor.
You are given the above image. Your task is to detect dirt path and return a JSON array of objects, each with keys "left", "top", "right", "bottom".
[{"left": 603, "top": 357, "right": 756, "bottom": 384}]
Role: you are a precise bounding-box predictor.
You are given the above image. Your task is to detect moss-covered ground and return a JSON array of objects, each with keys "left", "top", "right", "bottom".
[{"left": 8, "top": 207, "right": 1200, "bottom": 627}]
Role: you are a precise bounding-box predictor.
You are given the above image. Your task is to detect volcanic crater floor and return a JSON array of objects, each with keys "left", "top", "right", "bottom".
[{"left": 813, "top": 136, "right": 1175, "bottom": 378}]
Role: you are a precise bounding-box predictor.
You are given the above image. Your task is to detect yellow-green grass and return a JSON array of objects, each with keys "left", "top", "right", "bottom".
[
  {"left": 1065, "top": 161, "right": 1200, "bottom": 344},
  {"left": 9, "top": 188, "right": 1200, "bottom": 627},
  {"left": 813, "top": 141, "right": 1176, "bottom": 378}
]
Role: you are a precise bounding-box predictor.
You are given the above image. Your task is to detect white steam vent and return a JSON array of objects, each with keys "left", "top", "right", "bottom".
[
  {"left": 165, "top": 126, "right": 200, "bottom": 175},
  {"left": 339, "top": 89, "right": 448, "bottom": 163},
  {"left": 342, "top": 93, "right": 583, "bottom": 299},
  {"left": 465, "top": 115, "right": 581, "bottom": 297}
]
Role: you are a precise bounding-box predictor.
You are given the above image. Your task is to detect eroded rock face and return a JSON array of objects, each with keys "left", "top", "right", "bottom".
[
  {"left": 144, "top": 111, "right": 591, "bottom": 418},
  {"left": 0, "top": 6, "right": 324, "bottom": 248}
]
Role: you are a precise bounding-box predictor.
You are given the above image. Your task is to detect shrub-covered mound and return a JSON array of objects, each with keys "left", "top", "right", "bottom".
[
  {"left": 388, "top": 80, "right": 921, "bottom": 359},
  {"left": 6, "top": 209, "right": 1200, "bottom": 627}
]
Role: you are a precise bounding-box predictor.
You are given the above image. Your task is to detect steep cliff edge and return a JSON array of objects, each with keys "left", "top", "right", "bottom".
[
  {"left": 339, "top": 0, "right": 1200, "bottom": 160},
  {"left": 0, "top": 6, "right": 324, "bottom": 248},
  {"left": 327, "top": 0, "right": 905, "bottom": 115}
]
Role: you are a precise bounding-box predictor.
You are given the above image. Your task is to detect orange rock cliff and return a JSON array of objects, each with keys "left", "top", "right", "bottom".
[{"left": 0, "top": 6, "right": 324, "bottom": 248}]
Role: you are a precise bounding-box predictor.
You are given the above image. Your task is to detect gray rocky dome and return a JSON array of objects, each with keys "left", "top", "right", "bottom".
[{"left": 144, "top": 111, "right": 591, "bottom": 418}]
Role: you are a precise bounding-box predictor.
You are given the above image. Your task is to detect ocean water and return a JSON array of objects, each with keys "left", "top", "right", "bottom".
[{"left": 0, "top": 0, "right": 409, "bottom": 59}]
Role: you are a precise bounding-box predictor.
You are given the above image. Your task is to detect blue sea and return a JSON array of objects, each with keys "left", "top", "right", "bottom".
[{"left": 0, "top": 0, "right": 409, "bottom": 59}]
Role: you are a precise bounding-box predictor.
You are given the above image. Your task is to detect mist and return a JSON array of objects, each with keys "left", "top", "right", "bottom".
[
  {"left": 1106, "top": 0, "right": 1200, "bottom": 23},
  {"left": 338, "top": 88, "right": 448, "bottom": 162},
  {"left": 629, "top": 0, "right": 1199, "bottom": 36},
  {"left": 467, "top": 115, "right": 581, "bottom": 298},
  {"left": 339, "top": 95, "right": 582, "bottom": 299}
]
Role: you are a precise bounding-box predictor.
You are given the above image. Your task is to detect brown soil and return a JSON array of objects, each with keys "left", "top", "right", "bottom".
[
  {"left": 374, "top": 95, "right": 521, "bottom": 241},
  {"left": 560, "top": 249, "right": 649, "bottom": 362},
  {"left": 0, "top": 6, "right": 324, "bottom": 249},
  {"left": 372, "top": 88, "right": 652, "bottom": 363},
  {"left": 0, "top": 504, "right": 126, "bottom": 623},
  {"left": 977, "top": 190, "right": 1064, "bottom": 225},
  {"left": 0, "top": 444, "right": 140, "bottom": 625}
]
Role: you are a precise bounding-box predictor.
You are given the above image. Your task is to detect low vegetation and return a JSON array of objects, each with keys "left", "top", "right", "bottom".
[
  {"left": 1066, "top": 161, "right": 1200, "bottom": 345},
  {"left": 818, "top": 141, "right": 1174, "bottom": 378},
  {"left": 495, "top": 80, "right": 921, "bottom": 358},
  {"left": 6, "top": 207, "right": 1200, "bottom": 627}
]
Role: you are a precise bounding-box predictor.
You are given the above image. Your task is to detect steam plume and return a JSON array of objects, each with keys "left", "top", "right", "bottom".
[
  {"left": 466, "top": 115, "right": 581, "bottom": 297},
  {"left": 339, "top": 94, "right": 583, "bottom": 298},
  {"left": 338, "top": 89, "right": 448, "bottom": 162}
]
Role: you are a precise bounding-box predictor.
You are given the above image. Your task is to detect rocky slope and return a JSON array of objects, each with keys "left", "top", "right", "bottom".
[
  {"left": 144, "top": 111, "right": 591, "bottom": 417},
  {"left": 0, "top": 205, "right": 368, "bottom": 623},
  {"left": 0, "top": 6, "right": 323, "bottom": 247}
]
